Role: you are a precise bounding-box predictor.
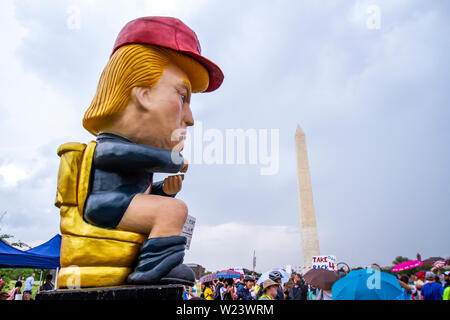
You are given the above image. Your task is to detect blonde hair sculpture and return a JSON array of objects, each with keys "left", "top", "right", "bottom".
[{"left": 83, "top": 44, "right": 209, "bottom": 135}]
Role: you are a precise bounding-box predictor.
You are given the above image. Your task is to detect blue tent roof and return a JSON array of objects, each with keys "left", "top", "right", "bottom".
[
  {"left": 26, "top": 234, "right": 61, "bottom": 258},
  {"left": 0, "top": 235, "right": 61, "bottom": 269}
]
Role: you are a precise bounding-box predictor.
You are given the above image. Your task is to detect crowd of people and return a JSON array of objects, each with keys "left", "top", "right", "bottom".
[
  {"left": 183, "top": 269, "right": 450, "bottom": 301},
  {"left": 183, "top": 271, "right": 322, "bottom": 301},
  {"left": 399, "top": 270, "right": 450, "bottom": 300},
  {"left": 1, "top": 268, "right": 448, "bottom": 301},
  {"left": 0, "top": 273, "right": 54, "bottom": 300}
]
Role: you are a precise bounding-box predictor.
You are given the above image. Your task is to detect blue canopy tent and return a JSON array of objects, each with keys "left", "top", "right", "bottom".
[
  {"left": 0, "top": 235, "right": 61, "bottom": 294},
  {"left": 25, "top": 234, "right": 61, "bottom": 269},
  {"left": 0, "top": 234, "right": 61, "bottom": 269}
]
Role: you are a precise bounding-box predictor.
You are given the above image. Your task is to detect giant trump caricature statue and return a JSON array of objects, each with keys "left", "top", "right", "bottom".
[{"left": 55, "top": 17, "right": 223, "bottom": 288}]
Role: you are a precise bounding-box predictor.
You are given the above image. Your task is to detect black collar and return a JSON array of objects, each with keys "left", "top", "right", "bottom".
[{"left": 96, "top": 132, "right": 133, "bottom": 143}]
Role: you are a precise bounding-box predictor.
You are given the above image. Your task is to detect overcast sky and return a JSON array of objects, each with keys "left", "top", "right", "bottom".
[{"left": 0, "top": 0, "right": 448, "bottom": 273}]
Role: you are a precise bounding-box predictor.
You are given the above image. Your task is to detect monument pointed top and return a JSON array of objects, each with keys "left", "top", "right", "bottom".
[{"left": 295, "top": 123, "right": 305, "bottom": 137}]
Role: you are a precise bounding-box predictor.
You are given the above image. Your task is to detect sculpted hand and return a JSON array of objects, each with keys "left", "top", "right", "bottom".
[
  {"left": 180, "top": 158, "right": 188, "bottom": 173},
  {"left": 162, "top": 175, "right": 183, "bottom": 195}
]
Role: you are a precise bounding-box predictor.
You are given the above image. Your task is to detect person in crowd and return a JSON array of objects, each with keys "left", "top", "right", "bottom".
[
  {"left": 443, "top": 271, "right": 450, "bottom": 289},
  {"left": 41, "top": 274, "right": 54, "bottom": 291},
  {"left": 414, "top": 271, "right": 425, "bottom": 290},
  {"left": 406, "top": 275, "right": 420, "bottom": 300},
  {"left": 184, "top": 286, "right": 197, "bottom": 300},
  {"left": 441, "top": 270, "right": 450, "bottom": 300},
  {"left": 191, "top": 284, "right": 199, "bottom": 297},
  {"left": 251, "top": 283, "right": 258, "bottom": 299},
  {"left": 398, "top": 275, "right": 417, "bottom": 300},
  {"left": 420, "top": 271, "right": 444, "bottom": 300},
  {"left": 283, "top": 278, "right": 295, "bottom": 300},
  {"left": 0, "top": 280, "right": 8, "bottom": 300},
  {"left": 182, "top": 286, "right": 190, "bottom": 300},
  {"left": 202, "top": 281, "right": 214, "bottom": 300},
  {"left": 23, "top": 273, "right": 35, "bottom": 296},
  {"left": 259, "top": 279, "right": 279, "bottom": 300},
  {"left": 213, "top": 278, "right": 224, "bottom": 300},
  {"left": 221, "top": 278, "right": 236, "bottom": 300},
  {"left": 308, "top": 285, "right": 319, "bottom": 300},
  {"left": 317, "top": 288, "right": 332, "bottom": 300},
  {"left": 268, "top": 271, "right": 285, "bottom": 300},
  {"left": 288, "top": 273, "right": 307, "bottom": 300},
  {"left": 443, "top": 284, "right": 450, "bottom": 301},
  {"left": 254, "top": 282, "right": 263, "bottom": 300},
  {"left": 23, "top": 291, "right": 32, "bottom": 300},
  {"left": 337, "top": 268, "right": 347, "bottom": 278},
  {"left": 236, "top": 275, "right": 255, "bottom": 300},
  {"left": 434, "top": 274, "right": 441, "bottom": 284},
  {"left": 7, "top": 281, "right": 22, "bottom": 300},
  {"left": 236, "top": 274, "right": 244, "bottom": 293},
  {"left": 414, "top": 271, "right": 425, "bottom": 298}
]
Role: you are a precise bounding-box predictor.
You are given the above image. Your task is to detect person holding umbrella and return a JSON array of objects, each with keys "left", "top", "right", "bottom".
[{"left": 259, "top": 279, "right": 279, "bottom": 300}]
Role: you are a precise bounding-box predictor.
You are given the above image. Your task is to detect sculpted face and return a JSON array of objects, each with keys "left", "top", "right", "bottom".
[{"left": 104, "top": 64, "right": 194, "bottom": 150}]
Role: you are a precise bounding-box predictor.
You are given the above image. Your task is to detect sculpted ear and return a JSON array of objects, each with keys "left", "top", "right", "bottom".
[{"left": 131, "top": 87, "right": 153, "bottom": 110}]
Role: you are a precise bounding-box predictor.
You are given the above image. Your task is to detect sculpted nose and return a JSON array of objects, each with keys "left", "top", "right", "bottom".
[{"left": 184, "top": 104, "right": 194, "bottom": 127}]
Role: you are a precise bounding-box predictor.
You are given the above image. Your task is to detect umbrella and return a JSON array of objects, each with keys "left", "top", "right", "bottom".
[
  {"left": 303, "top": 268, "right": 338, "bottom": 291},
  {"left": 332, "top": 269, "right": 403, "bottom": 300},
  {"left": 392, "top": 260, "right": 423, "bottom": 272},
  {"left": 256, "top": 268, "right": 291, "bottom": 286},
  {"left": 200, "top": 273, "right": 217, "bottom": 283},
  {"left": 216, "top": 270, "right": 241, "bottom": 279}
]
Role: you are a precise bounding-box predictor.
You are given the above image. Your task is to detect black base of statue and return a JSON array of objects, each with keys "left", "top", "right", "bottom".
[{"left": 35, "top": 284, "right": 184, "bottom": 300}]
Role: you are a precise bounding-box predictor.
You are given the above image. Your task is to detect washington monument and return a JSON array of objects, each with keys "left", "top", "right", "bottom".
[{"left": 295, "top": 124, "right": 320, "bottom": 270}]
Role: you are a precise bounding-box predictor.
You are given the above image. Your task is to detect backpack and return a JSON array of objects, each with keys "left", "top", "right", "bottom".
[{"left": 214, "top": 283, "right": 224, "bottom": 300}]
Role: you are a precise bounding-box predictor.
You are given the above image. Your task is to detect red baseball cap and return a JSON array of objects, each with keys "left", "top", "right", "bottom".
[{"left": 112, "top": 16, "right": 224, "bottom": 92}]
